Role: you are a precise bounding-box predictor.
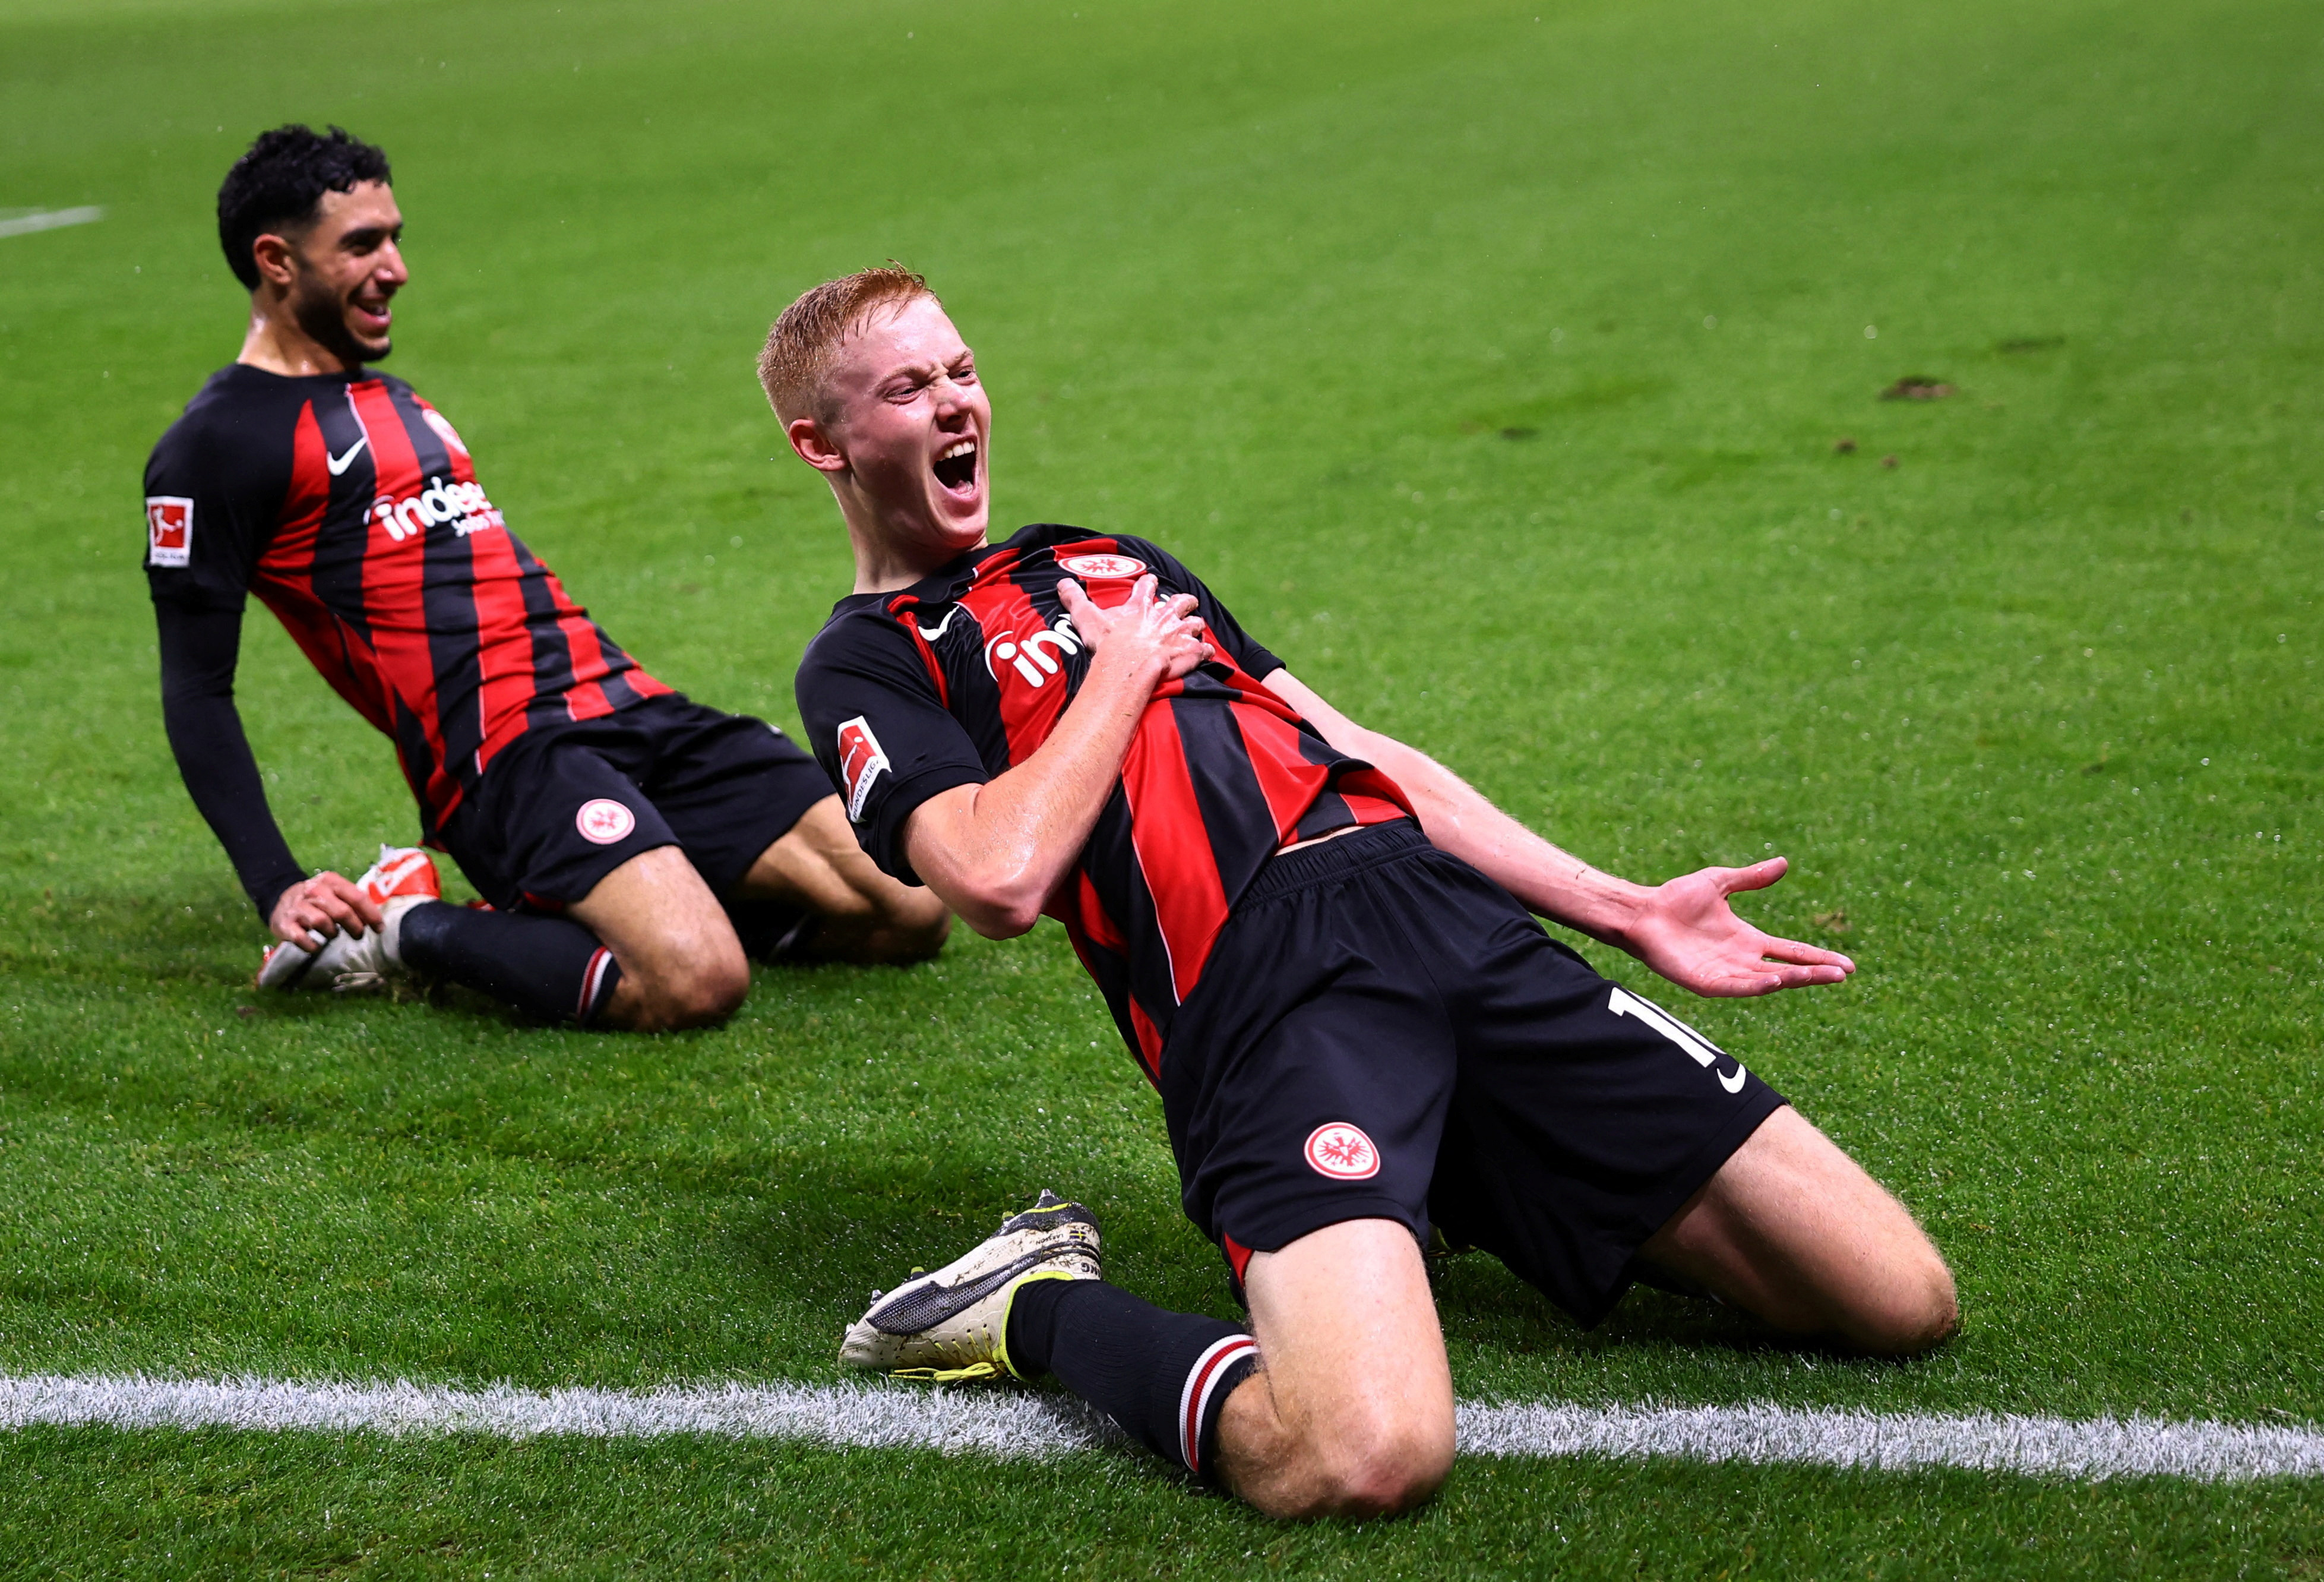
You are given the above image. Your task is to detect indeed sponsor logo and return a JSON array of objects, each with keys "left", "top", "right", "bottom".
[
  {"left": 372, "top": 478, "right": 505, "bottom": 543},
  {"left": 984, "top": 616, "right": 1082, "bottom": 689}
]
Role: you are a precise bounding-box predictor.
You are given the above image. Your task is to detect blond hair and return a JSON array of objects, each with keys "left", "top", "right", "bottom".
[{"left": 757, "top": 266, "right": 937, "bottom": 424}]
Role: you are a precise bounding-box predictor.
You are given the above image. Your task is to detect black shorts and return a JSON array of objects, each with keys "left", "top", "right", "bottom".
[
  {"left": 1160, "top": 821, "right": 1786, "bottom": 1329},
  {"left": 438, "top": 693, "right": 834, "bottom": 916}
]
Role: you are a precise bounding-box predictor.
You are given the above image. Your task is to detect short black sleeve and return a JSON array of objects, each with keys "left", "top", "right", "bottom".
[
  {"left": 142, "top": 366, "right": 301, "bottom": 611},
  {"left": 795, "top": 606, "right": 992, "bottom": 886},
  {"left": 1113, "top": 536, "right": 1284, "bottom": 681}
]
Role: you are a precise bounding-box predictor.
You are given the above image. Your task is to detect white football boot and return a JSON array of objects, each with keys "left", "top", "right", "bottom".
[
  {"left": 839, "top": 1190, "right": 1102, "bottom": 1381},
  {"left": 255, "top": 845, "right": 441, "bottom": 993}
]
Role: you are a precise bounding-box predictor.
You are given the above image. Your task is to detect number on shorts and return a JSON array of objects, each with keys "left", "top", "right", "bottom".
[{"left": 1607, "top": 986, "right": 1750, "bottom": 1094}]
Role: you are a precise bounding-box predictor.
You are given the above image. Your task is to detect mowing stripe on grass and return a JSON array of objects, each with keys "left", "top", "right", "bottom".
[
  {"left": 4, "top": 1375, "right": 2320, "bottom": 1482},
  {"left": 0, "top": 206, "right": 105, "bottom": 239}
]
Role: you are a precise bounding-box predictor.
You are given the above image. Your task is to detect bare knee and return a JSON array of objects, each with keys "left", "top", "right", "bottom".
[
  {"left": 629, "top": 949, "right": 749, "bottom": 1030},
  {"left": 1284, "top": 1412, "right": 1453, "bottom": 1520},
  {"left": 807, "top": 885, "right": 952, "bottom": 965},
  {"left": 1855, "top": 1251, "right": 1960, "bottom": 1355},
  {"left": 864, "top": 892, "right": 951, "bottom": 963}
]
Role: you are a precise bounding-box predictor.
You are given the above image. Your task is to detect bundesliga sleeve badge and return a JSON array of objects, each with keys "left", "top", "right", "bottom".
[
  {"left": 837, "top": 716, "right": 890, "bottom": 823},
  {"left": 146, "top": 496, "right": 193, "bottom": 568}
]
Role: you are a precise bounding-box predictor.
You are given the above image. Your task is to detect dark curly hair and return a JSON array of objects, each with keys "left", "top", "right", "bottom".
[{"left": 216, "top": 125, "right": 391, "bottom": 290}]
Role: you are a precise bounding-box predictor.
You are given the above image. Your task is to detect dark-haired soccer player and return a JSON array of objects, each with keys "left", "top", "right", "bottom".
[
  {"left": 775, "top": 270, "right": 1958, "bottom": 1517},
  {"left": 145, "top": 127, "right": 947, "bottom": 1030}
]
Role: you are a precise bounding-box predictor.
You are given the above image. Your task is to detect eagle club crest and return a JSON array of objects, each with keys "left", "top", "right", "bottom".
[
  {"left": 1303, "top": 1122, "right": 1381, "bottom": 1180},
  {"left": 575, "top": 798, "right": 635, "bottom": 845},
  {"left": 1057, "top": 552, "right": 1146, "bottom": 580}
]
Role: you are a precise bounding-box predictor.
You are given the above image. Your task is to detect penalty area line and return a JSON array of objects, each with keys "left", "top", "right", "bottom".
[{"left": 2, "top": 1375, "right": 2322, "bottom": 1482}]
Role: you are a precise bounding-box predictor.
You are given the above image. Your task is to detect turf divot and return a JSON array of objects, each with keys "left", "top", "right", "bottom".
[{"left": 6, "top": 1375, "right": 2320, "bottom": 1482}]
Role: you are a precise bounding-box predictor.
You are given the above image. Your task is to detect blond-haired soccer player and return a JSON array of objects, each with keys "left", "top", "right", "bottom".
[{"left": 774, "top": 269, "right": 1956, "bottom": 1518}]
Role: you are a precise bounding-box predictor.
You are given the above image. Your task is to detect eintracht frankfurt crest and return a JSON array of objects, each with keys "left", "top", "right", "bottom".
[
  {"left": 1303, "top": 1122, "right": 1380, "bottom": 1180},
  {"left": 576, "top": 798, "right": 635, "bottom": 845},
  {"left": 1058, "top": 552, "right": 1145, "bottom": 580}
]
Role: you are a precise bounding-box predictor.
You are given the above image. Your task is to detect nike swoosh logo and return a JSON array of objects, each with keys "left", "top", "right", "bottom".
[
  {"left": 325, "top": 435, "right": 369, "bottom": 475},
  {"left": 916, "top": 609, "right": 957, "bottom": 642},
  {"left": 1719, "top": 1064, "right": 1748, "bottom": 1094}
]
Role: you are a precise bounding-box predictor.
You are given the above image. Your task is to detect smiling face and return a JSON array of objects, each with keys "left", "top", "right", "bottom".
[
  {"left": 793, "top": 294, "right": 991, "bottom": 582},
  {"left": 273, "top": 181, "right": 407, "bottom": 367}
]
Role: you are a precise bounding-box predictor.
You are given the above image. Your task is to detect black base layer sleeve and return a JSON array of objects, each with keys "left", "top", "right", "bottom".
[
  {"left": 399, "top": 901, "right": 624, "bottom": 1025},
  {"left": 1007, "top": 1278, "right": 1260, "bottom": 1484},
  {"left": 156, "top": 598, "right": 307, "bottom": 920}
]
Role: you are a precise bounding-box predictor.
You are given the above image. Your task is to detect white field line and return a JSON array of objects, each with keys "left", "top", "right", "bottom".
[
  {"left": 1457, "top": 1400, "right": 2324, "bottom": 1482},
  {"left": 0, "top": 206, "right": 104, "bottom": 239},
  {"left": 4, "top": 1375, "right": 2322, "bottom": 1482}
]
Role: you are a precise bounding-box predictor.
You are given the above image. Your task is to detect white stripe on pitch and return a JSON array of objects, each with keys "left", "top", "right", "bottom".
[
  {"left": 0, "top": 1375, "right": 1117, "bottom": 1460},
  {"left": 2, "top": 1375, "right": 2320, "bottom": 1482},
  {"left": 1456, "top": 1400, "right": 2324, "bottom": 1482},
  {"left": 0, "top": 206, "right": 105, "bottom": 240}
]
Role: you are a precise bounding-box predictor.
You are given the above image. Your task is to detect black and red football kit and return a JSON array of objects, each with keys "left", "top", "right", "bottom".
[
  {"left": 145, "top": 363, "right": 828, "bottom": 927},
  {"left": 797, "top": 524, "right": 1784, "bottom": 1325}
]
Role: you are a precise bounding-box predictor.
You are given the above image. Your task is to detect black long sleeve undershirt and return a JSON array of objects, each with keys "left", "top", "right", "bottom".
[{"left": 155, "top": 598, "right": 306, "bottom": 922}]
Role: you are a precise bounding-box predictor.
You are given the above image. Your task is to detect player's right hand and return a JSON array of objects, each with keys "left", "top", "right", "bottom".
[
  {"left": 1057, "top": 574, "right": 1213, "bottom": 683},
  {"left": 268, "top": 871, "right": 385, "bottom": 952}
]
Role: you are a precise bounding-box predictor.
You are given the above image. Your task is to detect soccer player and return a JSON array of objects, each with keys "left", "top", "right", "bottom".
[
  {"left": 776, "top": 270, "right": 1958, "bottom": 1518},
  {"left": 144, "top": 128, "right": 947, "bottom": 1031}
]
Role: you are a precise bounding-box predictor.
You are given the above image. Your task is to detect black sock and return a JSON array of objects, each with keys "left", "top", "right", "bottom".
[
  {"left": 723, "top": 898, "right": 821, "bottom": 963},
  {"left": 1007, "top": 1278, "right": 1259, "bottom": 1483},
  {"left": 399, "top": 901, "right": 624, "bottom": 1025}
]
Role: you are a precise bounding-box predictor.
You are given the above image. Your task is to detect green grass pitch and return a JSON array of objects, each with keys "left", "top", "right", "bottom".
[{"left": 1, "top": 0, "right": 2320, "bottom": 1572}]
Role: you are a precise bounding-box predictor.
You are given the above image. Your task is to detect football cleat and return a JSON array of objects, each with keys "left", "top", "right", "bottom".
[
  {"left": 839, "top": 1189, "right": 1102, "bottom": 1382},
  {"left": 255, "top": 845, "right": 441, "bottom": 993}
]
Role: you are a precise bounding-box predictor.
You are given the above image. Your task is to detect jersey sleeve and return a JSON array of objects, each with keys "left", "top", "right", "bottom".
[
  {"left": 1117, "top": 537, "right": 1284, "bottom": 680},
  {"left": 795, "top": 612, "right": 991, "bottom": 886},
  {"left": 141, "top": 399, "right": 280, "bottom": 611},
  {"left": 156, "top": 599, "right": 306, "bottom": 919}
]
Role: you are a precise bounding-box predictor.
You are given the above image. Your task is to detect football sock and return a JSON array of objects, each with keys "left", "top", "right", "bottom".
[
  {"left": 723, "top": 898, "right": 821, "bottom": 963},
  {"left": 1006, "top": 1277, "right": 1259, "bottom": 1484},
  {"left": 398, "top": 901, "right": 624, "bottom": 1025}
]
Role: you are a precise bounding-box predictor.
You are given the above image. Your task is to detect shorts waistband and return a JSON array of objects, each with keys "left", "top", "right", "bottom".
[{"left": 1239, "top": 819, "right": 1428, "bottom": 904}]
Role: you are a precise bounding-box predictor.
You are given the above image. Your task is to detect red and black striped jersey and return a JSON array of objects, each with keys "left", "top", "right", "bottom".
[
  {"left": 796, "top": 524, "right": 1413, "bottom": 1081},
  {"left": 143, "top": 364, "right": 667, "bottom": 834}
]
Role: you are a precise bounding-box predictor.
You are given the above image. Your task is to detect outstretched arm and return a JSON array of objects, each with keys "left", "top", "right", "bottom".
[
  {"left": 156, "top": 599, "right": 382, "bottom": 948},
  {"left": 1262, "top": 669, "right": 1852, "bottom": 997},
  {"left": 902, "top": 576, "right": 1211, "bottom": 938}
]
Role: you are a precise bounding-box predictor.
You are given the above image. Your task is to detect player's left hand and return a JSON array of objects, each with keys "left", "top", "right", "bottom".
[{"left": 1622, "top": 855, "right": 1854, "bottom": 997}]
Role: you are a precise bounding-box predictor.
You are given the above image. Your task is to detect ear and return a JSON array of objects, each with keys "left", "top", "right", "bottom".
[
  {"left": 248, "top": 231, "right": 299, "bottom": 292},
  {"left": 787, "top": 413, "right": 849, "bottom": 476}
]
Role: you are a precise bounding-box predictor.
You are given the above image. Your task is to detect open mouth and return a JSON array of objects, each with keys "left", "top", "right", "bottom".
[{"left": 932, "top": 439, "right": 978, "bottom": 495}]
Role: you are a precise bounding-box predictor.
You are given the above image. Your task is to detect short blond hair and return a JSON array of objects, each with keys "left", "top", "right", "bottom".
[{"left": 757, "top": 266, "right": 937, "bottom": 424}]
